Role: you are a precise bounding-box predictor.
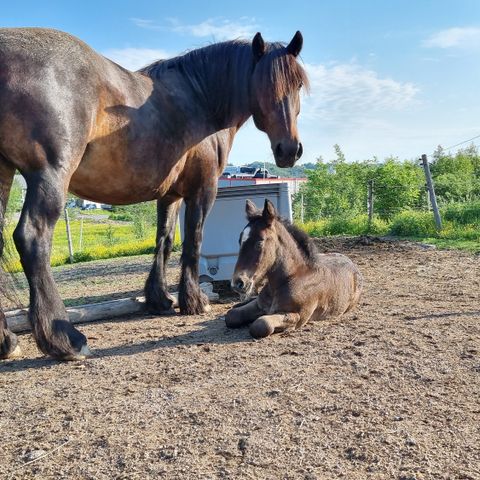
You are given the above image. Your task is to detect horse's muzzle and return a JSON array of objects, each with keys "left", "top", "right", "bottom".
[{"left": 274, "top": 141, "right": 303, "bottom": 168}]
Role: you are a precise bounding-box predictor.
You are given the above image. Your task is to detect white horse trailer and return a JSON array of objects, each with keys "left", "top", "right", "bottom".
[{"left": 180, "top": 182, "right": 292, "bottom": 282}]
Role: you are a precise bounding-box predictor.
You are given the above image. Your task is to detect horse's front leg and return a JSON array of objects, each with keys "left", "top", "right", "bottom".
[
  {"left": 179, "top": 193, "right": 215, "bottom": 315},
  {"left": 145, "top": 197, "right": 181, "bottom": 314},
  {"left": 13, "top": 170, "right": 89, "bottom": 360},
  {"left": 225, "top": 298, "right": 265, "bottom": 328},
  {"left": 249, "top": 313, "right": 302, "bottom": 339}
]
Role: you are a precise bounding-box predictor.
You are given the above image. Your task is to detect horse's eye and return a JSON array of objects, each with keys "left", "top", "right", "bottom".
[
  {"left": 298, "top": 82, "right": 303, "bottom": 90},
  {"left": 255, "top": 241, "right": 264, "bottom": 251}
]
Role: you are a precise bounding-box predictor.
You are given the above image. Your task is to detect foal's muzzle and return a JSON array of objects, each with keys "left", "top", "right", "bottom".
[{"left": 231, "top": 275, "right": 251, "bottom": 295}]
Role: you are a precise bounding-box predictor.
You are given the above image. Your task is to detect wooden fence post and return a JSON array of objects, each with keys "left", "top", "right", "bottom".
[
  {"left": 367, "top": 179, "right": 374, "bottom": 230},
  {"left": 300, "top": 193, "right": 305, "bottom": 223},
  {"left": 421, "top": 154, "right": 442, "bottom": 230},
  {"left": 64, "top": 206, "right": 74, "bottom": 263}
]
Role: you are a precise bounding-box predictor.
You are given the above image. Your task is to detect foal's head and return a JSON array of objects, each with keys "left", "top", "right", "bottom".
[{"left": 250, "top": 31, "right": 309, "bottom": 168}]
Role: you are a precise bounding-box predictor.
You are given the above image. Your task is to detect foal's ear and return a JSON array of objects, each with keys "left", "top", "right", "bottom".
[
  {"left": 287, "top": 31, "right": 303, "bottom": 57},
  {"left": 252, "top": 32, "right": 266, "bottom": 62},
  {"left": 245, "top": 199, "right": 258, "bottom": 219},
  {"left": 262, "top": 199, "right": 276, "bottom": 226}
]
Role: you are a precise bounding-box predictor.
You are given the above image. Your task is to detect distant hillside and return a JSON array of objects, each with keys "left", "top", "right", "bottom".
[{"left": 229, "top": 161, "right": 316, "bottom": 178}]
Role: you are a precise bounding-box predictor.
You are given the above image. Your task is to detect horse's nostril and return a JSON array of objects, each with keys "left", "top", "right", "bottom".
[
  {"left": 297, "top": 142, "right": 303, "bottom": 159},
  {"left": 275, "top": 143, "right": 283, "bottom": 158}
]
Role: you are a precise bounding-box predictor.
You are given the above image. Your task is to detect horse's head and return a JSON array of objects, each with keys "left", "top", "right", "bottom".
[
  {"left": 250, "top": 31, "right": 308, "bottom": 168},
  {"left": 231, "top": 199, "right": 279, "bottom": 296}
]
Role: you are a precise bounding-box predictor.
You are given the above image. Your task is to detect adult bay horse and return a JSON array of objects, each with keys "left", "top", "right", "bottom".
[{"left": 0, "top": 28, "right": 308, "bottom": 360}]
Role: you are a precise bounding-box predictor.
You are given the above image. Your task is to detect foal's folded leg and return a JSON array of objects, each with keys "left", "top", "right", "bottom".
[
  {"left": 249, "top": 313, "right": 301, "bottom": 338},
  {"left": 225, "top": 299, "right": 264, "bottom": 328}
]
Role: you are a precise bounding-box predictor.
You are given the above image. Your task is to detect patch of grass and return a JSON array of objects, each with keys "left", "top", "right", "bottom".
[
  {"left": 398, "top": 236, "right": 480, "bottom": 253},
  {"left": 300, "top": 215, "right": 389, "bottom": 237},
  {"left": 4, "top": 217, "right": 182, "bottom": 272},
  {"left": 442, "top": 201, "right": 480, "bottom": 225},
  {"left": 298, "top": 208, "right": 480, "bottom": 254}
]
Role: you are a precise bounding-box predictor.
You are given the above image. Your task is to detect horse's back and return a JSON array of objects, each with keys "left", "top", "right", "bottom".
[
  {"left": 311, "top": 252, "right": 362, "bottom": 319},
  {"left": 0, "top": 28, "right": 152, "bottom": 174}
]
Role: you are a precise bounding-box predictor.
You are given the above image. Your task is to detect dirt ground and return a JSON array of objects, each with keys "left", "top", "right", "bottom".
[{"left": 0, "top": 238, "right": 479, "bottom": 480}]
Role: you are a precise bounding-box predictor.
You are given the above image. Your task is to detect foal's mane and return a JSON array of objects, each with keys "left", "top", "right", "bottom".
[
  {"left": 139, "top": 39, "right": 309, "bottom": 120},
  {"left": 280, "top": 218, "right": 318, "bottom": 264}
]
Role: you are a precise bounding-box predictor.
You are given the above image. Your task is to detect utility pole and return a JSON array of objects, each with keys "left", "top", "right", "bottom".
[{"left": 421, "top": 154, "right": 442, "bottom": 230}]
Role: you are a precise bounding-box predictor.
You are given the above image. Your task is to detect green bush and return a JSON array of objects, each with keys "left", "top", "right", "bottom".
[
  {"left": 389, "top": 211, "right": 437, "bottom": 237},
  {"left": 442, "top": 201, "right": 480, "bottom": 225}
]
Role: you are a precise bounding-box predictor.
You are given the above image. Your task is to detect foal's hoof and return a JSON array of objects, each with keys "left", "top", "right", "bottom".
[
  {"left": 249, "top": 318, "right": 274, "bottom": 339},
  {"left": 225, "top": 309, "right": 245, "bottom": 328},
  {"left": 63, "top": 344, "right": 93, "bottom": 361}
]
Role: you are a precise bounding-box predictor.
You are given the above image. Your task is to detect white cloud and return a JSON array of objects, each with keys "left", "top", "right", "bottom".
[
  {"left": 423, "top": 27, "right": 480, "bottom": 49},
  {"left": 167, "top": 17, "right": 259, "bottom": 40},
  {"left": 130, "top": 16, "right": 259, "bottom": 40},
  {"left": 302, "top": 62, "right": 418, "bottom": 127},
  {"left": 130, "top": 18, "right": 161, "bottom": 30},
  {"left": 102, "top": 47, "right": 171, "bottom": 71}
]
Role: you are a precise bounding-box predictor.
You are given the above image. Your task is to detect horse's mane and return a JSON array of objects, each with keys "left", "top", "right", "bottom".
[
  {"left": 139, "top": 39, "right": 309, "bottom": 120},
  {"left": 279, "top": 218, "right": 318, "bottom": 264}
]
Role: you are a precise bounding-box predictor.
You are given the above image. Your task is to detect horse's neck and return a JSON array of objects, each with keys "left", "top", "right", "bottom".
[
  {"left": 267, "top": 226, "right": 307, "bottom": 288},
  {"left": 168, "top": 44, "right": 253, "bottom": 133}
]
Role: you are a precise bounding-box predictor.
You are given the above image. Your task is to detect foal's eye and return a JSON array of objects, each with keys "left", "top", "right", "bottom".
[{"left": 255, "top": 241, "right": 264, "bottom": 251}]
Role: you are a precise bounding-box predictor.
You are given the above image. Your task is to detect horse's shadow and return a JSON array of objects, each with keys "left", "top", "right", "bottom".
[{"left": 0, "top": 313, "right": 252, "bottom": 373}]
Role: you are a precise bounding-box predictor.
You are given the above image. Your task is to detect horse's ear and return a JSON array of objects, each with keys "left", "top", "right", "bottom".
[
  {"left": 262, "top": 199, "right": 276, "bottom": 226},
  {"left": 246, "top": 199, "right": 258, "bottom": 219},
  {"left": 287, "top": 31, "right": 303, "bottom": 57},
  {"left": 252, "top": 32, "right": 266, "bottom": 62}
]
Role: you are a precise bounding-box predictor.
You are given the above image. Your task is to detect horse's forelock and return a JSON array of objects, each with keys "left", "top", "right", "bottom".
[{"left": 255, "top": 42, "right": 310, "bottom": 101}]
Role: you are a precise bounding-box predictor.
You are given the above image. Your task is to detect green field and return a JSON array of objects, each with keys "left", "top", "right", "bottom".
[{"left": 4, "top": 212, "right": 181, "bottom": 273}]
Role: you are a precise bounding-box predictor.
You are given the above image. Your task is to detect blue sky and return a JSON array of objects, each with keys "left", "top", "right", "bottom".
[{"left": 3, "top": 1, "right": 480, "bottom": 165}]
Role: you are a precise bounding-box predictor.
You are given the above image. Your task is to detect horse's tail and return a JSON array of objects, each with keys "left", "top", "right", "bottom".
[{"left": 0, "top": 160, "right": 20, "bottom": 357}]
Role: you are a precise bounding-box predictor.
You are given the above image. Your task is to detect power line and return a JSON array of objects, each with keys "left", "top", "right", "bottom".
[{"left": 444, "top": 134, "right": 480, "bottom": 151}]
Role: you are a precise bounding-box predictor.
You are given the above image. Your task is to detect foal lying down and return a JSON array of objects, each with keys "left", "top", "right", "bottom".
[{"left": 225, "top": 199, "right": 363, "bottom": 338}]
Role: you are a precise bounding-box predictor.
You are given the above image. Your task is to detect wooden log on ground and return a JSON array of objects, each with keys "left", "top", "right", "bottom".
[{"left": 6, "top": 283, "right": 220, "bottom": 333}]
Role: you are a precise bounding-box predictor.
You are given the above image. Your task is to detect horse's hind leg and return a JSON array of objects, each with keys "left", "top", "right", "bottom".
[
  {"left": 14, "top": 168, "right": 89, "bottom": 360},
  {"left": 145, "top": 197, "right": 181, "bottom": 314},
  {"left": 0, "top": 160, "right": 21, "bottom": 359},
  {"left": 178, "top": 193, "right": 215, "bottom": 315}
]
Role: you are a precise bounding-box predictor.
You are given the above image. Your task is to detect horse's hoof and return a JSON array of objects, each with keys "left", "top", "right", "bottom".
[
  {"left": 9, "top": 344, "right": 23, "bottom": 358},
  {"left": 63, "top": 344, "right": 93, "bottom": 361},
  {"left": 147, "top": 306, "right": 176, "bottom": 316},
  {"left": 1, "top": 343, "right": 23, "bottom": 360}
]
